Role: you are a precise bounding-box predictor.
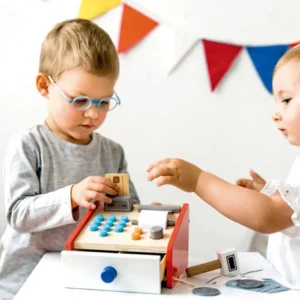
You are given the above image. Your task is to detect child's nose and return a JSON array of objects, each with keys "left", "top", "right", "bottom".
[
  {"left": 84, "top": 104, "right": 100, "bottom": 119},
  {"left": 272, "top": 111, "right": 282, "bottom": 122}
]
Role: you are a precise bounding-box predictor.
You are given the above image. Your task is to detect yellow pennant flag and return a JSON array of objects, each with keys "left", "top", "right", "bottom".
[{"left": 78, "top": 0, "right": 122, "bottom": 20}]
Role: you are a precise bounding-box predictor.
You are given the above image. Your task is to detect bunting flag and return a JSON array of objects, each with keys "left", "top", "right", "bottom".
[
  {"left": 246, "top": 45, "right": 289, "bottom": 94},
  {"left": 78, "top": 0, "right": 121, "bottom": 20},
  {"left": 117, "top": 4, "right": 159, "bottom": 53},
  {"left": 290, "top": 42, "right": 300, "bottom": 49},
  {"left": 203, "top": 40, "right": 243, "bottom": 91},
  {"left": 160, "top": 24, "right": 199, "bottom": 75},
  {"left": 80, "top": 1, "right": 295, "bottom": 94}
]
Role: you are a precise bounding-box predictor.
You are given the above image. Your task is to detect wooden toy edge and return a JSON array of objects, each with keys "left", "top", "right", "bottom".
[
  {"left": 66, "top": 201, "right": 101, "bottom": 250},
  {"left": 166, "top": 203, "right": 189, "bottom": 288}
]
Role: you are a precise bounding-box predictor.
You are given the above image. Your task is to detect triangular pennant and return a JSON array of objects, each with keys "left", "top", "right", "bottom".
[
  {"left": 246, "top": 45, "right": 289, "bottom": 94},
  {"left": 118, "top": 4, "right": 159, "bottom": 53},
  {"left": 78, "top": 0, "right": 121, "bottom": 20},
  {"left": 290, "top": 42, "right": 300, "bottom": 49},
  {"left": 203, "top": 40, "right": 243, "bottom": 91},
  {"left": 160, "top": 24, "right": 199, "bottom": 75}
]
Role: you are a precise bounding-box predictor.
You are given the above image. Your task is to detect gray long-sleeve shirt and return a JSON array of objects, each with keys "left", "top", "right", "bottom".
[{"left": 0, "top": 123, "right": 139, "bottom": 300}]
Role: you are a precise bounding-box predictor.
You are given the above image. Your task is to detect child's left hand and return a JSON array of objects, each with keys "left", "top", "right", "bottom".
[{"left": 146, "top": 158, "right": 202, "bottom": 192}]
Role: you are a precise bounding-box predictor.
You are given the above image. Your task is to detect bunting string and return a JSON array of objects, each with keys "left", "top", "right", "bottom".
[{"left": 77, "top": 0, "right": 299, "bottom": 94}]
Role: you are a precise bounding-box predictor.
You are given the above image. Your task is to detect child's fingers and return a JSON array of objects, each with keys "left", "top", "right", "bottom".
[
  {"left": 250, "top": 169, "right": 265, "bottom": 184},
  {"left": 79, "top": 198, "right": 96, "bottom": 210},
  {"left": 84, "top": 190, "right": 113, "bottom": 204},
  {"left": 146, "top": 158, "right": 171, "bottom": 172},
  {"left": 90, "top": 181, "right": 118, "bottom": 196},
  {"left": 236, "top": 178, "right": 248, "bottom": 187},
  {"left": 147, "top": 165, "right": 174, "bottom": 181},
  {"left": 156, "top": 175, "right": 175, "bottom": 187},
  {"left": 90, "top": 176, "right": 118, "bottom": 190}
]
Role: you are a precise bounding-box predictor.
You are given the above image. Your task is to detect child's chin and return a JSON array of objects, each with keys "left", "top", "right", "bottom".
[{"left": 287, "top": 137, "right": 300, "bottom": 146}]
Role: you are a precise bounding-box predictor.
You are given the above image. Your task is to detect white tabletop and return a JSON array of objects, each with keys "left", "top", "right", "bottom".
[{"left": 14, "top": 252, "right": 300, "bottom": 300}]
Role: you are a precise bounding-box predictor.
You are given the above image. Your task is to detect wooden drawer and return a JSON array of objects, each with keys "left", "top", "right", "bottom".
[{"left": 61, "top": 250, "right": 167, "bottom": 294}]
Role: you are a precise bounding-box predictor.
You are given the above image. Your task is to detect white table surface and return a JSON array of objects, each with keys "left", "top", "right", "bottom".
[{"left": 14, "top": 252, "right": 300, "bottom": 299}]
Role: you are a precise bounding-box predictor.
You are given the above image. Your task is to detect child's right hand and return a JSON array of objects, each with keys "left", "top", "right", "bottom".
[
  {"left": 71, "top": 176, "right": 119, "bottom": 210},
  {"left": 146, "top": 158, "right": 202, "bottom": 192},
  {"left": 236, "top": 169, "right": 266, "bottom": 192}
]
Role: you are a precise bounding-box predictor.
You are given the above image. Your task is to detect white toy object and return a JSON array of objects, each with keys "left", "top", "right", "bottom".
[{"left": 186, "top": 248, "right": 240, "bottom": 277}]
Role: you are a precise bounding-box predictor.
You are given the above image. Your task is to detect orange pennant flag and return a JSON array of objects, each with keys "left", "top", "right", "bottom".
[
  {"left": 78, "top": 0, "right": 121, "bottom": 20},
  {"left": 118, "top": 4, "right": 159, "bottom": 53}
]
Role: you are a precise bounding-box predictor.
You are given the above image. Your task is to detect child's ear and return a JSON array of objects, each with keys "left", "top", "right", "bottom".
[{"left": 36, "top": 73, "right": 50, "bottom": 97}]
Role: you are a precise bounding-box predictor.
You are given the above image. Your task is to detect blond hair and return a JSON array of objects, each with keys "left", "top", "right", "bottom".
[
  {"left": 39, "top": 18, "right": 119, "bottom": 79},
  {"left": 273, "top": 44, "right": 300, "bottom": 78}
]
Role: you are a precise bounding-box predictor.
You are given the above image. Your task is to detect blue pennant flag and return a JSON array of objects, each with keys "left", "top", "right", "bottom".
[{"left": 246, "top": 45, "right": 289, "bottom": 94}]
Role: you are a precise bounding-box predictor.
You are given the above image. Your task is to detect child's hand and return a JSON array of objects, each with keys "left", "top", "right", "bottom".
[
  {"left": 71, "top": 176, "right": 119, "bottom": 210},
  {"left": 236, "top": 169, "right": 266, "bottom": 192},
  {"left": 146, "top": 158, "right": 202, "bottom": 192}
]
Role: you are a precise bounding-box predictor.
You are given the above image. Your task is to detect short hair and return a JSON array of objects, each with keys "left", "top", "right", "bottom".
[
  {"left": 38, "top": 18, "right": 119, "bottom": 79},
  {"left": 273, "top": 44, "right": 300, "bottom": 78}
]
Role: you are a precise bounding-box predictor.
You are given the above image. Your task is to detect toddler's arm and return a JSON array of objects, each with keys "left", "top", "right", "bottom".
[
  {"left": 3, "top": 135, "right": 77, "bottom": 233},
  {"left": 194, "top": 171, "right": 293, "bottom": 233},
  {"left": 147, "top": 158, "right": 294, "bottom": 234}
]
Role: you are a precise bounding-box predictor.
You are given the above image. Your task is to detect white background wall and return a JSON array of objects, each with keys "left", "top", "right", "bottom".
[{"left": 0, "top": 0, "right": 299, "bottom": 262}]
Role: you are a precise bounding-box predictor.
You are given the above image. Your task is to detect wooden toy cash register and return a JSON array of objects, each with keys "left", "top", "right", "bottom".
[{"left": 61, "top": 173, "right": 189, "bottom": 294}]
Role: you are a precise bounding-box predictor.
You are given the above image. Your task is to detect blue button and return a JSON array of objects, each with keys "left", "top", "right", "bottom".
[
  {"left": 103, "top": 224, "right": 111, "bottom": 232},
  {"left": 89, "top": 224, "right": 98, "bottom": 231},
  {"left": 96, "top": 214, "right": 104, "bottom": 221},
  {"left": 115, "top": 225, "right": 124, "bottom": 233},
  {"left": 105, "top": 219, "right": 114, "bottom": 226},
  {"left": 99, "top": 229, "right": 108, "bottom": 237},
  {"left": 101, "top": 266, "right": 117, "bottom": 283},
  {"left": 108, "top": 215, "right": 117, "bottom": 222},
  {"left": 93, "top": 219, "right": 102, "bottom": 226},
  {"left": 121, "top": 216, "right": 129, "bottom": 222},
  {"left": 117, "top": 220, "right": 127, "bottom": 227}
]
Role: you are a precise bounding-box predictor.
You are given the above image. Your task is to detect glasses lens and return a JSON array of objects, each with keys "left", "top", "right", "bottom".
[
  {"left": 99, "top": 98, "right": 118, "bottom": 111},
  {"left": 73, "top": 96, "right": 91, "bottom": 110}
]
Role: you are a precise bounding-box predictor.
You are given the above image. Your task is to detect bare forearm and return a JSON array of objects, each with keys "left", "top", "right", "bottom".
[{"left": 194, "top": 171, "right": 293, "bottom": 233}]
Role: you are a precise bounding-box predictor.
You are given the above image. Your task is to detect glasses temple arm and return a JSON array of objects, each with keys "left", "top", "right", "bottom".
[{"left": 47, "top": 76, "right": 71, "bottom": 102}]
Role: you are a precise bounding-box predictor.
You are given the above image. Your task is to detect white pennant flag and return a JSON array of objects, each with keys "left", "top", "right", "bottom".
[{"left": 159, "top": 24, "right": 199, "bottom": 75}]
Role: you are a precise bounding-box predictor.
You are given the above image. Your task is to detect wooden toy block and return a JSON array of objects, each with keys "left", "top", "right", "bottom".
[{"left": 105, "top": 173, "right": 129, "bottom": 196}]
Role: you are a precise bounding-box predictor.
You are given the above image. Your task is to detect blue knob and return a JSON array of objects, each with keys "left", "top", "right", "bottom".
[
  {"left": 117, "top": 220, "right": 127, "bottom": 227},
  {"left": 108, "top": 215, "right": 117, "bottom": 222},
  {"left": 121, "top": 216, "right": 129, "bottom": 222},
  {"left": 103, "top": 224, "right": 111, "bottom": 232},
  {"left": 115, "top": 225, "right": 124, "bottom": 232},
  {"left": 96, "top": 214, "right": 104, "bottom": 221},
  {"left": 99, "top": 229, "right": 108, "bottom": 237},
  {"left": 101, "top": 266, "right": 117, "bottom": 283},
  {"left": 105, "top": 219, "right": 114, "bottom": 226},
  {"left": 93, "top": 219, "right": 102, "bottom": 226},
  {"left": 89, "top": 224, "right": 98, "bottom": 232}
]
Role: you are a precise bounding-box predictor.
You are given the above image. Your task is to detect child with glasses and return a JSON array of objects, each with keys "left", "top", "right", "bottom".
[
  {"left": 147, "top": 45, "right": 300, "bottom": 288},
  {"left": 0, "top": 18, "right": 140, "bottom": 300}
]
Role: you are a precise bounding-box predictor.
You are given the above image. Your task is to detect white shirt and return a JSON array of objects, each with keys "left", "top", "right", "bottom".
[{"left": 261, "top": 157, "right": 300, "bottom": 287}]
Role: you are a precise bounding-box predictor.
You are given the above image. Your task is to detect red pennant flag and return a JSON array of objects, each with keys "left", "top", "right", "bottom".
[
  {"left": 290, "top": 42, "right": 300, "bottom": 49},
  {"left": 118, "top": 4, "right": 159, "bottom": 53},
  {"left": 203, "top": 40, "right": 243, "bottom": 91}
]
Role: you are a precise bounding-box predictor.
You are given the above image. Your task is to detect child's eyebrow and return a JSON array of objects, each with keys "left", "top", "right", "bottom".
[{"left": 276, "top": 89, "right": 290, "bottom": 98}]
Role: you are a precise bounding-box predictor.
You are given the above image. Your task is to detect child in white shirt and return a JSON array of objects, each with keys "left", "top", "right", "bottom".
[{"left": 147, "top": 45, "right": 300, "bottom": 287}]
